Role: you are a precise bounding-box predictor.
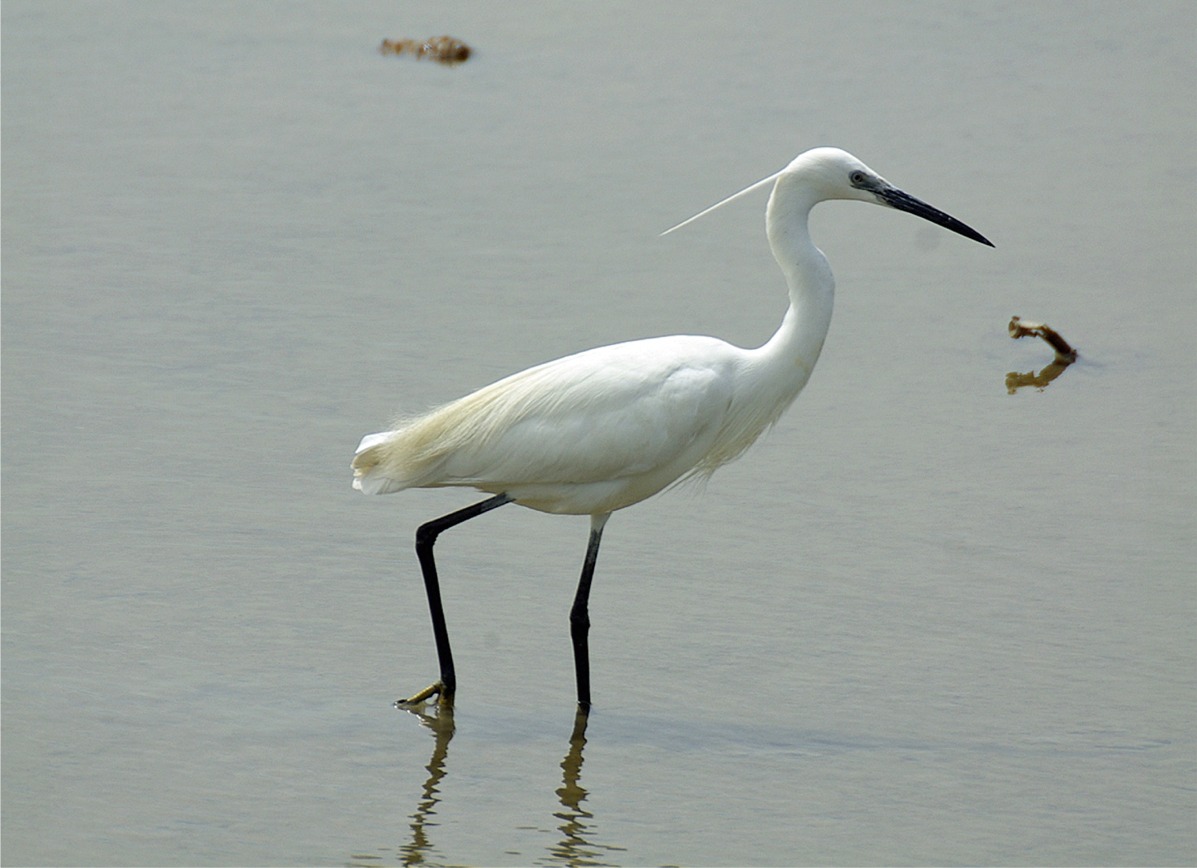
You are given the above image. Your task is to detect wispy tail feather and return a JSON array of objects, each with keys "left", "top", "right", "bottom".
[{"left": 351, "top": 431, "right": 407, "bottom": 495}]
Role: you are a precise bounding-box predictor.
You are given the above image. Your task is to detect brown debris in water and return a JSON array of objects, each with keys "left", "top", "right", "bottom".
[
  {"left": 1006, "top": 315, "right": 1077, "bottom": 393},
  {"left": 1008, "top": 316, "right": 1078, "bottom": 362},
  {"left": 379, "top": 36, "right": 471, "bottom": 65}
]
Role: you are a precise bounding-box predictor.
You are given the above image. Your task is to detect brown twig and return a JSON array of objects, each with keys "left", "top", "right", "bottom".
[
  {"left": 379, "top": 36, "right": 471, "bottom": 65},
  {"left": 1008, "top": 316, "right": 1077, "bottom": 362}
]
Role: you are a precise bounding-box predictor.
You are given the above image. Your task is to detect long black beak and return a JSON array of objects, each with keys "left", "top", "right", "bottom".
[{"left": 878, "top": 186, "right": 994, "bottom": 247}]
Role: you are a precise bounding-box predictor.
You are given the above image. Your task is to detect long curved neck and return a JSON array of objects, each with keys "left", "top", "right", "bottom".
[
  {"left": 755, "top": 183, "right": 835, "bottom": 389},
  {"left": 691, "top": 175, "right": 838, "bottom": 473}
]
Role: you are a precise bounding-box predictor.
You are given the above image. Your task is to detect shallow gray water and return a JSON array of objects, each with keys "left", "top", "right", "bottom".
[{"left": 3, "top": 2, "right": 1195, "bottom": 865}]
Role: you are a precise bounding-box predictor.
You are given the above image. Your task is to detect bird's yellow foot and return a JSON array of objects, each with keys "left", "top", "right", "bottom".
[{"left": 395, "top": 681, "right": 454, "bottom": 709}]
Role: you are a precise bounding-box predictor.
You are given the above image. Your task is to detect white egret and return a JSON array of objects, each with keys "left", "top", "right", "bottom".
[{"left": 352, "top": 147, "right": 993, "bottom": 712}]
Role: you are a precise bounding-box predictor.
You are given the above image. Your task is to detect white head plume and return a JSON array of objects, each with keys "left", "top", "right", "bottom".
[{"left": 660, "top": 169, "right": 784, "bottom": 236}]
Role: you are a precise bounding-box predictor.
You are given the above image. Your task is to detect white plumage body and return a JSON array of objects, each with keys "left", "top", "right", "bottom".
[
  {"left": 352, "top": 147, "right": 990, "bottom": 521},
  {"left": 352, "top": 325, "right": 819, "bottom": 515},
  {"left": 351, "top": 147, "right": 992, "bottom": 711}
]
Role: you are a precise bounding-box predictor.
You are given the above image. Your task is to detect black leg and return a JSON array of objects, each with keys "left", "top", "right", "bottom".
[
  {"left": 569, "top": 514, "right": 609, "bottom": 714},
  {"left": 398, "top": 492, "right": 513, "bottom": 708}
]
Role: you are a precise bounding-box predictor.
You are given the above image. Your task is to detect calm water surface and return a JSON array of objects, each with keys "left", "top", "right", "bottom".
[{"left": 3, "top": 2, "right": 1194, "bottom": 865}]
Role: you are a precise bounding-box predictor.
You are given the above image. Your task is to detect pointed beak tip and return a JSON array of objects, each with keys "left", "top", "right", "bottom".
[
  {"left": 880, "top": 187, "right": 993, "bottom": 249},
  {"left": 968, "top": 232, "right": 995, "bottom": 248}
]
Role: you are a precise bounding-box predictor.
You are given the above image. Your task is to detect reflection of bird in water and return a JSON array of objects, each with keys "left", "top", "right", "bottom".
[
  {"left": 376, "top": 709, "right": 626, "bottom": 867},
  {"left": 398, "top": 708, "right": 455, "bottom": 867},
  {"left": 542, "top": 711, "right": 626, "bottom": 867},
  {"left": 352, "top": 148, "right": 993, "bottom": 712}
]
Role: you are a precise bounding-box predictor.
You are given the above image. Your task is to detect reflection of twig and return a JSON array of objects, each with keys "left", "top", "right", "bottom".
[
  {"left": 1009, "top": 316, "right": 1077, "bottom": 362},
  {"left": 1006, "top": 359, "right": 1073, "bottom": 394}
]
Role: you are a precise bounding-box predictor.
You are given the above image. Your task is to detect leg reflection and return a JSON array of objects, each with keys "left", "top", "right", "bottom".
[
  {"left": 391, "top": 707, "right": 627, "bottom": 867},
  {"left": 543, "top": 709, "right": 626, "bottom": 867},
  {"left": 399, "top": 705, "right": 455, "bottom": 867}
]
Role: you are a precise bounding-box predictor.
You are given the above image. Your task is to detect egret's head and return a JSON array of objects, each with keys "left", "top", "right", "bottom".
[
  {"left": 778, "top": 147, "right": 994, "bottom": 246},
  {"left": 664, "top": 147, "right": 993, "bottom": 248},
  {"left": 777, "top": 147, "right": 881, "bottom": 204}
]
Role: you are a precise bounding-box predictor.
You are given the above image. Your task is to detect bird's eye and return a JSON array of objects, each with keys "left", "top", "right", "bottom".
[{"left": 849, "top": 171, "right": 868, "bottom": 186}]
